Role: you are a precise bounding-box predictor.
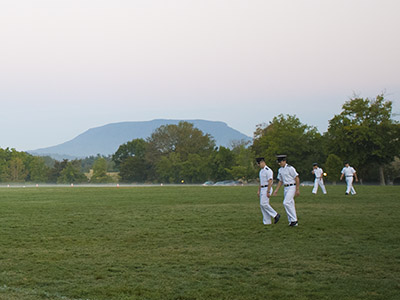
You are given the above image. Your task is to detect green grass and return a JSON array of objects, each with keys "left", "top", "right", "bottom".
[{"left": 0, "top": 185, "right": 399, "bottom": 300}]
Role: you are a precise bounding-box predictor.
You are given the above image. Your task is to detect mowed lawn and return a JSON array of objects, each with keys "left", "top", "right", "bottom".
[{"left": 0, "top": 185, "right": 399, "bottom": 300}]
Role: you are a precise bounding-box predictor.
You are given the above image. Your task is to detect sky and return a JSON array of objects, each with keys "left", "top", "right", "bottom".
[{"left": 1, "top": 0, "right": 399, "bottom": 151}]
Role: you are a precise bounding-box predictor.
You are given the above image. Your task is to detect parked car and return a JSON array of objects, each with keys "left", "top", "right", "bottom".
[
  {"left": 214, "top": 180, "right": 241, "bottom": 186},
  {"left": 202, "top": 181, "right": 215, "bottom": 186}
]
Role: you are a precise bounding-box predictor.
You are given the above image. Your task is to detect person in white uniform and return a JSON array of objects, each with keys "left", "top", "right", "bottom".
[
  {"left": 272, "top": 155, "right": 300, "bottom": 227},
  {"left": 340, "top": 162, "right": 358, "bottom": 195},
  {"left": 256, "top": 157, "right": 280, "bottom": 225},
  {"left": 311, "top": 163, "right": 327, "bottom": 194}
]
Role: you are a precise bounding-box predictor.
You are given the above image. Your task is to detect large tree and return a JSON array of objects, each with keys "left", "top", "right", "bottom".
[
  {"left": 57, "top": 160, "right": 87, "bottom": 184},
  {"left": 324, "top": 154, "right": 343, "bottom": 184},
  {"left": 146, "top": 121, "right": 215, "bottom": 183},
  {"left": 47, "top": 159, "right": 69, "bottom": 183},
  {"left": 27, "top": 156, "right": 49, "bottom": 182},
  {"left": 0, "top": 148, "right": 47, "bottom": 182},
  {"left": 90, "top": 157, "right": 114, "bottom": 183},
  {"left": 229, "top": 141, "right": 258, "bottom": 182},
  {"left": 113, "top": 139, "right": 149, "bottom": 182},
  {"left": 252, "top": 114, "right": 324, "bottom": 181},
  {"left": 112, "top": 139, "right": 147, "bottom": 168},
  {"left": 146, "top": 121, "right": 215, "bottom": 161},
  {"left": 326, "top": 94, "right": 400, "bottom": 184},
  {"left": 113, "top": 122, "right": 216, "bottom": 183},
  {"left": 209, "top": 146, "right": 235, "bottom": 182},
  {"left": 119, "top": 155, "right": 150, "bottom": 183},
  {"left": 6, "top": 157, "right": 28, "bottom": 182}
]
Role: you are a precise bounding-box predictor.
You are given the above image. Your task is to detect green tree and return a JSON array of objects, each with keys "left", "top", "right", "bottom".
[
  {"left": 119, "top": 156, "right": 149, "bottom": 183},
  {"left": 57, "top": 160, "right": 87, "bottom": 184},
  {"left": 0, "top": 148, "right": 13, "bottom": 181},
  {"left": 229, "top": 141, "right": 258, "bottom": 182},
  {"left": 90, "top": 157, "right": 114, "bottom": 183},
  {"left": 113, "top": 139, "right": 150, "bottom": 182},
  {"left": 210, "top": 146, "right": 235, "bottom": 181},
  {"left": 252, "top": 114, "right": 324, "bottom": 180},
  {"left": 28, "top": 156, "right": 49, "bottom": 182},
  {"left": 156, "top": 152, "right": 183, "bottom": 183},
  {"left": 47, "top": 159, "right": 69, "bottom": 183},
  {"left": 112, "top": 139, "right": 147, "bottom": 168},
  {"left": 0, "top": 149, "right": 33, "bottom": 182},
  {"left": 147, "top": 122, "right": 215, "bottom": 161},
  {"left": 181, "top": 153, "right": 212, "bottom": 183},
  {"left": 6, "top": 157, "right": 28, "bottom": 182},
  {"left": 326, "top": 94, "right": 400, "bottom": 184},
  {"left": 324, "top": 154, "right": 343, "bottom": 184},
  {"left": 146, "top": 122, "right": 215, "bottom": 182}
]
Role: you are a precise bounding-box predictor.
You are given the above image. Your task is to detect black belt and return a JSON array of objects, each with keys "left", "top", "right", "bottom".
[
  {"left": 346, "top": 176, "right": 353, "bottom": 177},
  {"left": 284, "top": 183, "right": 296, "bottom": 187},
  {"left": 260, "top": 185, "right": 268, "bottom": 188}
]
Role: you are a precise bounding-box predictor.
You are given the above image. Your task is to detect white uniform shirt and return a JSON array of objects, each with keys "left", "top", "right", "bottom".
[
  {"left": 313, "top": 167, "right": 323, "bottom": 179},
  {"left": 259, "top": 166, "right": 273, "bottom": 188},
  {"left": 277, "top": 164, "right": 299, "bottom": 185},
  {"left": 341, "top": 166, "right": 356, "bottom": 177}
]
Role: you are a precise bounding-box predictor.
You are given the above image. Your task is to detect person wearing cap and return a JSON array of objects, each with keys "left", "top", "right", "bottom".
[
  {"left": 256, "top": 157, "right": 280, "bottom": 225},
  {"left": 340, "top": 162, "right": 358, "bottom": 195},
  {"left": 311, "top": 163, "right": 327, "bottom": 194},
  {"left": 272, "top": 155, "right": 299, "bottom": 227}
]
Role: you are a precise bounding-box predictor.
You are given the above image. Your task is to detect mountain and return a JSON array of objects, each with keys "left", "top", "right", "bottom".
[{"left": 28, "top": 119, "right": 252, "bottom": 159}]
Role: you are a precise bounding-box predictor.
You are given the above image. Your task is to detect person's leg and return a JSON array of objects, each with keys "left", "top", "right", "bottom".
[
  {"left": 351, "top": 183, "right": 356, "bottom": 195},
  {"left": 283, "top": 186, "right": 297, "bottom": 223},
  {"left": 320, "top": 179, "right": 327, "bottom": 194},
  {"left": 312, "top": 179, "right": 318, "bottom": 194},
  {"left": 260, "top": 192, "right": 273, "bottom": 224},
  {"left": 264, "top": 196, "right": 278, "bottom": 218},
  {"left": 345, "top": 177, "right": 353, "bottom": 194}
]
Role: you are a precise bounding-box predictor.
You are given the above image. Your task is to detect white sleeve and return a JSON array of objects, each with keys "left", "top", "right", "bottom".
[
  {"left": 268, "top": 169, "right": 273, "bottom": 181},
  {"left": 290, "top": 166, "right": 299, "bottom": 177},
  {"left": 277, "top": 170, "right": 282, "bottom": 181}
]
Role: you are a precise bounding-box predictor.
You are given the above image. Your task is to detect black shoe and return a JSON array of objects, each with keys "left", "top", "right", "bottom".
[
  {"left": 274, "top": 213, "right": 281, "bottom": 224},
  {"left": 289, "top": 221, "right": 298, "bottom": 227},
  {"left": 345, "top": 193, "right": 349, "bottom": 195}
]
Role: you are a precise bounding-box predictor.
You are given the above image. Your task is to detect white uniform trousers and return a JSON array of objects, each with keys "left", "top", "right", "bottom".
[
  {"left": 283, "top": 186, "right": 297, "bottom": 223},
  {"left": 345, "top": 176, "right": 356, "bottom": 194},
  {"left": 260, "top": 187, "right": 277, "bottom": 225},
  {"left": 312, "top": 178, "right": 327, "bottom": 194}
]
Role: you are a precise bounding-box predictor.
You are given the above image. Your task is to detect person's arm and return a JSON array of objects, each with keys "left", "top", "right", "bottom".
[
  {"left": 272, "top": 181, "right": 282, "bottom": 196},
  {"left": 295, "top": 176, "right": 300, "bottom": 197},
  {"left": 354, "top": 171, "right": 358, "bottom": 182},
  {"left": 267, "top": 178, "right": 273, "bottom": 198},
  {"left": 340, "top": 172, "right": 344, "bottom": 180}
]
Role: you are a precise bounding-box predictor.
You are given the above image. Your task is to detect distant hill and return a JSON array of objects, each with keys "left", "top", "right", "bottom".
[{"left": 28, "top": 119, "right": 252, "bottom": 159}]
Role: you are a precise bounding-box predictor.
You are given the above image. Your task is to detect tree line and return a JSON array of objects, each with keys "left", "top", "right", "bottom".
[{"left": 1, "top": 94, "right": 399, "bottom": 185}]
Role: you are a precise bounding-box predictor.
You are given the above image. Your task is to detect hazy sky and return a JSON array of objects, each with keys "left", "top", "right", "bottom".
[{"left": 1, "top": 0, "right": 399, "bottom": 151}]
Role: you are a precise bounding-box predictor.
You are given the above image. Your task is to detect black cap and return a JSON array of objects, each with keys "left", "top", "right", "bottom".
[
  {"left": 276, "top": 155, "right": 287, "bottom": 162},
  {"left": 256, "top": 157, "right": 265, "bottom": 163},
  {"left": 313, "top": 163, "right": 318, "bottom": 166}
]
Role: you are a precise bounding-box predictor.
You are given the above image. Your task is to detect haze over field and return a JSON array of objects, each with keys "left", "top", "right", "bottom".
[{"left": 1, "top": 0, "right": 399, "bottom": 151}]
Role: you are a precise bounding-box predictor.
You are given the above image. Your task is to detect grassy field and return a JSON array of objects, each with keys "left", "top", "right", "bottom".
[{"left": 0, "top": 185, "right": 399, "bottom": 300}]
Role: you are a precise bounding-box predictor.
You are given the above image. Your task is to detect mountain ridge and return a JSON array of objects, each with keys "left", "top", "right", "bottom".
[{"left": 28, "top": 119, "right": 252, "bottom": 159}]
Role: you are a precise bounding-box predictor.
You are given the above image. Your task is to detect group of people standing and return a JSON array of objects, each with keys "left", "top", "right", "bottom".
[{"left": 257, "top": 155, "right": 358, "bottom": 227}]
